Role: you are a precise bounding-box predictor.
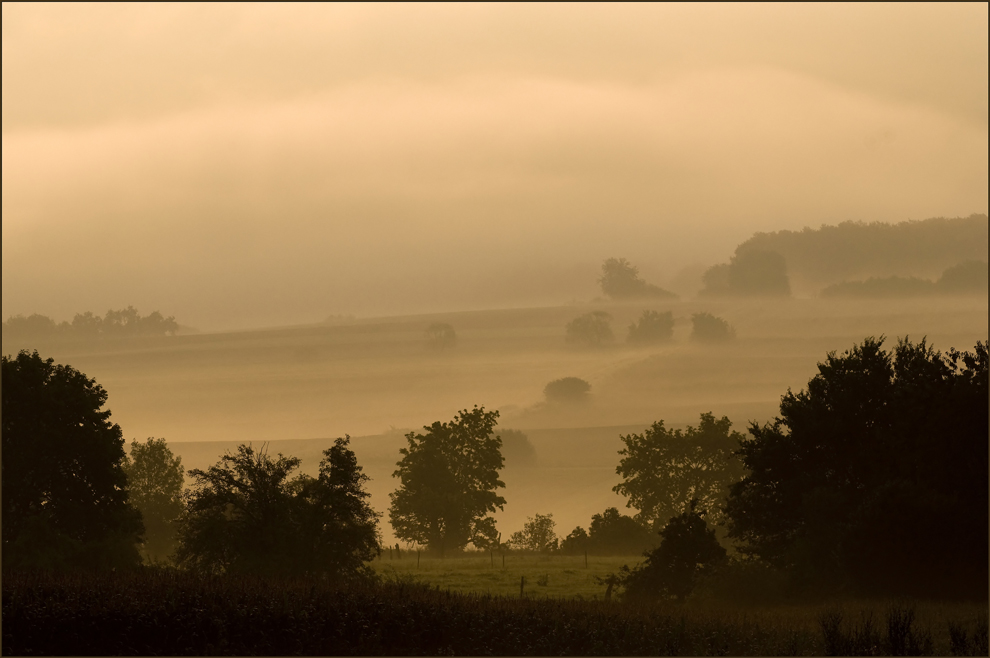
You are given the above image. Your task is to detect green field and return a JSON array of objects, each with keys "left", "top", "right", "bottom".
[{"left": 371, "top": 552, "right": 642, "bottom": 600}]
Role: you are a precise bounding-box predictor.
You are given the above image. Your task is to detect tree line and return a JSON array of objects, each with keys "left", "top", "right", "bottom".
[
  {"left": 2, "top": 334, "right": 987, "bottom": 601},
  {"left": 3, "top": 306, "right": 179, "bottom": 341}
]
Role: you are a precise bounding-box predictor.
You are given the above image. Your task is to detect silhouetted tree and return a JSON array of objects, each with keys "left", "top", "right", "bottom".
[
  {"left": 627, "top": 310, "right": 674, "bottom": 344},
  {"left": 560, "top": 526, "right": 590, "bottom": 555},
  {"left": 425, "top": 322, "right": 457, "bottom": 350},
  {"left": 389, "top": 407, "right": 505, "bottom": 556},
  {"left": 543, "top": 377, "right": 591, "bottom": 404},
  {"left": 700, "top": 250, "right": 790, "bottom": 297},
  {"left": 614, "top": 413, "right": 746, "bottom": 529},
  {"left": 1, "top": 351, "right": 143, "bottom": 570},
  {"left": 690, "top": 312, "right": 735, "bottom": 342},
  {"left": 620, "top": 500, "right": 726, "bottom": 602},
  {"left": 599, "top": 258, "right": 677, "bottom": 300},
  {"left": 509, "top": 513, "right": 558, "bottom": 552},
  {"left": 726, "top": 337, "right": 989, "bottom": 598},
  {"left": 124, "top": 438, "right": 184, "bottom": 564},
  {"left": 176, "top": 438, "right": 378, "bottom": 578},
  {"left": 586, "top": 507, "right": 655, "bottom": 555},
  {"left": 565, "top": 312, "right": 614, "bottom": 347}
]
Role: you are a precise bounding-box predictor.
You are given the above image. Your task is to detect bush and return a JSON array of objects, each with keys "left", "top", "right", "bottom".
[
  {"left": 690, "top": 313, "right": 735, "bottom": 342},
  {"left": 499, "top": 429, "right": 537, "bottom": 467},
  {"left": 544, "top": 377, "right": 591, "bottom": 404},
  {"left": 699, "top": 250, "right": 790, "bottom": 297},
  {"left": 565, "top": 311, "right": 614, "bottom": 347},
  {"left": 599, "top": 258, "right": 677, "bottom": 300},
  {"left": 627, "top": 310, "right": 674, "bottom": 344},
  {"left": 425, "top": 322, "right": 456, "bottom": 350},
  {"left": 938, "top": 260, "right": 988, "bottom": 294},
  {"left": 508, "top": 513, "right": 558, "bottom": 552}
]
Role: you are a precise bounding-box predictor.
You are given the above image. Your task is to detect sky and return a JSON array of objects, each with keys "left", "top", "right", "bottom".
[{"left": 3, "top": 3, "right": 987, "bottom": 330}]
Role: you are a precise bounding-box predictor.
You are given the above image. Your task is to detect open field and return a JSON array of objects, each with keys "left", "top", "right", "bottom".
[
  {"left": 4, "top": 296, "right": 986, "bottom": 544},
  {"left": 3, "top": 569, "right": 987, "bottom": 656}
]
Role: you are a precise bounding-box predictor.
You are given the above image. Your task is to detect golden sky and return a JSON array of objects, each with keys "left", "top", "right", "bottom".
[{"left": 3, "top": 3, "right": 987, "bottom": 329}]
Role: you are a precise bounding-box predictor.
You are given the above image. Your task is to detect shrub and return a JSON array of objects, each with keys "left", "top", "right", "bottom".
[
  {"left": 508, "top": 513, "right": 558, "bottom": 552},
  {"left": 938, "top": 260, "right": 988, "bottom": 294},
  {"left": 544, "top": 377, "right": 591, "bottom": 404},
  {"left": 565, "top": 311, "right": 614, "bottom": 347},
  {"left": 627, "top": 310, "right": 674, "bottom": 344},
  {"left": 690, "top": 312, "right": 735, "bottom": 342},
  {"left": 425, "top": 322, "right": 456, "bottom": 350}
]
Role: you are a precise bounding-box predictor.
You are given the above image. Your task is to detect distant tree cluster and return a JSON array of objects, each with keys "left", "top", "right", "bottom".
[
  {"left": 543, "top": 377, "right": 591, "bottom": 404},
  {"left": 425, "top": 322, "right": 457, "bottom": 350},
  {"left": 508, "top": 513, "right": 558, "bottom": 552},
  {"left": 821, "top": 260, "right": 988, "bottom": 298},
  {"left": 690, "top": 312, "right": 735, "bottom": 342},
  {"left": 565, "top": 311, "right": 614, "bottom": 347},
  {"left": 734, "top": 214, "right": 988, "bottom": 287},
  {"left": 599, "top": 258, "right": 677, "bottom": 300},
  {"left": 560, "top": 507, "right": 655, "bottom": 556},
  {"left": 699, "top": 250, "right": 791, "bottom": 297},
  {"left": 499, "top": 429, "right": 537, "bottom": 467},
  {"left": 567, "top": 310, "right": 733, "bottom": 347},
  {"left": 3, "top": 306, "right": 179, "bottom": 341},
  {"left": 627, "top": 310, "right": 674, "bottom": 344}
]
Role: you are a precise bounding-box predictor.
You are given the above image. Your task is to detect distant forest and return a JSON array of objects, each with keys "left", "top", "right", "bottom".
[
  {"left": 2, "top": 306, "right": 178, "bottom": 340},
  {"left": 737, "top": 214, "right": 988, "bottom": 288}
]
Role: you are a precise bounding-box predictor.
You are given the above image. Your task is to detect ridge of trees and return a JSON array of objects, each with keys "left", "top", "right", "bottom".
[
  {"left": 3, "top": 306, "right": 179, "bottom": 340},
  {"left": 821, "top": 260, "right": 988, "bottom": 298}
]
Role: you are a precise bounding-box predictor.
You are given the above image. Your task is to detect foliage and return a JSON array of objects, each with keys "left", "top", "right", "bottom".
[
  {"left": 124, "top": 438, "right": 185, "bottom": 564},
  {"left": 733, "top": 214, "right": 988, "bottom": 287},
  {"left": 627, "top": 310, "right": 674, "bottom": 344},
  {"left": 725, "top": 336, "right": 989, "bottom": 598},
  {"left": 508, "top": 513, "right": 558, "bottom": 552},
  {"left": 620, "top": 501, "right": 727, "bottom": 602},
  {"left": 500, "top": 429, "right": 537, "bottom": 467},
  {"left": 701, "top": 250, "right": 791, "bottom": 297},
  {"left": 543, "top": 376, "right": 591, "bottom": 403},
  {"left": 937, "top": 260, "right": 988, "bottom": 294},
  {"left": 1, "top": 350, "right": 143, "bottom": 570},
  {"left": 3, "top": 306, "right": 178, "bottom": 341},
  {"left": 559, "top": 526, "right": 590, "bottom": 555},
  {"left": 389, "top": 407, "right": 505, "bottom": 556},
  {"left": 586, "top": 507, "right": 655, "bottom": 555},
  {"left": 690, "top": 312, "right": 735, "bottom": 342},
  {"left": 176, "top": 437, "right": 379, "bottom": 578},
  {"left": 614, "top": 413, "right": 746, "bottom": 529},
  {"left": 599, "top": 258, "right": 677, "bottom": 300},
  {"left": 425, "top": 322, "right": 457, "bottom": 350},
  {"left": 565, "top": 311, "right": 615, "bottom": 347}
]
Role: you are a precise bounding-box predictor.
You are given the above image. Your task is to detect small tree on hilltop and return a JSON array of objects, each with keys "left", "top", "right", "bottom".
[
  {"left": 509, "top": 513, "right": 558, "bottom": 552},
  {"left": 627, "top": 310, "right": 675, "bottom": 344},
  {"left": 389, "top": 407, "right": 505, "bottom": 556},
  {"left": 620, "top": 500, "right": 727, "bottom": 602},
  {"left": 566, "top": 312, "right": 614, "bottom": 347},
  {"left": 124, "top": 438, "right": 185, "bottom": 564},
  {"left": 544, "top": 377, "right": 591, "bottom": 404}
]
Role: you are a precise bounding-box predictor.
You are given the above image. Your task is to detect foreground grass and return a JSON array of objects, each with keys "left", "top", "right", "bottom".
[{"left": 3, "top": 568, "right": 987, "bottom": 656}]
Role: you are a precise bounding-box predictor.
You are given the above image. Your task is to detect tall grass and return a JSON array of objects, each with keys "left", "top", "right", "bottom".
[{"left": 3, "top": 568, "right": 987, "bottom": 655}]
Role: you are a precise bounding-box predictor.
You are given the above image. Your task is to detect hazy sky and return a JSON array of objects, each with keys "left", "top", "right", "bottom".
[{"left": 3, "top": 3, "right": 987, "bottom": 330}]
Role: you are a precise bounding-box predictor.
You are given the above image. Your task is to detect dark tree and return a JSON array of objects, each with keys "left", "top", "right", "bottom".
[
  {"left": 389, "top": 407, "right": 505, "bottom": 556},
  {"left": 425, "top": 322, "right": 457, "bottom": 350},
  {"left": 599, "top": 258, "right": 677, "bottom": 300},
  {"left": 500, "top": 429, "right": 537, "bottom": 467},
  {"left": 627, "top": 310, "right": 674, "bottom": 344},
  {"left": 700, "top": 250, "right": 790, "bottom": 297},
  {"left": 176, "top": 438, "right": 378, "bottom": 578},
  {"left": 1, "top": 351, "right": 143, "bottom": 569},
  {"left": 620, "top": 501, "right": 727, "bottom": 602},
  {"left": 586, "top": 507, "right": 655, "bottom": 555},
  {"left": 544, "top": 377, "right": 591, "bottom": 404},
  {"left": 690, "top": 312, "right": 735, "bottom": 342},
  {"left": 614, "top": 413, "right": 745, "bottom": 529},
  {"left": 508, "top": 513, "right": 558, "bottom": 552},
  {"left": 565, "top": 312, "right": 614, "bottom": 347},
  {"left": 559, "top": 526, "right": 590, "bottom": 555},
  {"left": 124, "top": 437, "right": 185, "bottom": 564},
  {"left": 725, "top": 337, "right": 988, "bottom": 598}
]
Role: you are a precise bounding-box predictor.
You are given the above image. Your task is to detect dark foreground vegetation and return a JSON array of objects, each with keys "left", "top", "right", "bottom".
[{"left": 3, "top": 568, "right": 987, "bottom": 656}]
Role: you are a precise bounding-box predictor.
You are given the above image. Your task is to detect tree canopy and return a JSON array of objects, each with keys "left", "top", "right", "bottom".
[
  {"left": 614, "top": 413, "right": 746, "bottom": 529},
  {"left": 389, "top": 407, "right": 505, "bottom": 556},
  {"left": 700, "top": 250, "right": 790, "bottom": 297},
  {"left": 599, "top": 258, "right": 677, "bottom": 300},
  {"left": 508, "top": 513, "right": 558, "bottom": 552},
  {"left": 1, "top": 350, "right": 143, "bottom": 569},
  {"left": 176, "top": 438, "right": 379, "bottom": 578},
  {"left": 124, "top": 438, "right": 185, "bottom": 564},
  {"left": 543, "top": 377, "right": 591, "bottom": 404},
  {"left": 3, "top": 306, "right": 178, "bottom": 342},
  {"left": 725, "top": 337, "right": 988, "bottom": 598},
  {"left": 627, "top": 310, "right": 674, "bottom": 344},
  {"left": 565, "top": 311, "right": 614, "bottom": 347}
]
